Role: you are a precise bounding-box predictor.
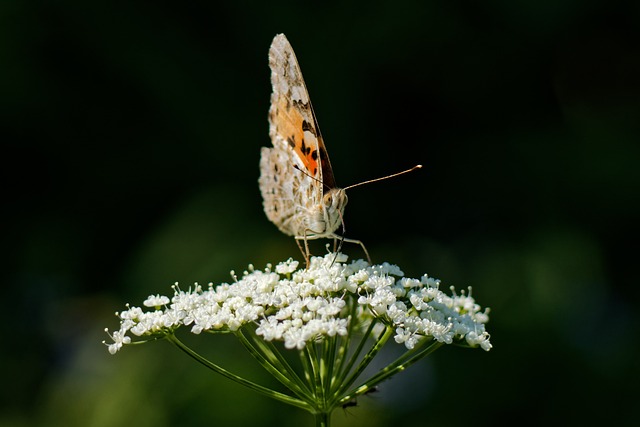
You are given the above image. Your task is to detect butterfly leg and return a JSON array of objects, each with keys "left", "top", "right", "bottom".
[
  {"left": 295, "top": 234, "right": 311, "bottom": 268},
  {"left": 334, "top": 233, "right": 347, "bottom": 255},
  {"left": 341, "top": 237, "right": 372, "bottom": 264}
]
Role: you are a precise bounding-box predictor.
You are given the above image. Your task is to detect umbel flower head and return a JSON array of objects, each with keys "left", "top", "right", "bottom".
[
  {"left": 104, "top": 253, "right": 491, "bottom": 422},
  {"left": 105, "top": 253, "right": 491, "bottom": 353}
]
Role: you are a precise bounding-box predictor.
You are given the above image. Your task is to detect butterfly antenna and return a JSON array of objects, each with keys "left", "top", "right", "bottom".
[
  {"left": 293, "top": 163, "right": 339, "bottom": 192},
  {"left": 343, "top": 164, "right": 422, "bottom": 191},
  {"left": 293, "top": 164, "right": 322, "bottom": 182}
]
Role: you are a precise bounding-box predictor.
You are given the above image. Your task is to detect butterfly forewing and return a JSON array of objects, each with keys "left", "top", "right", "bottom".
[{"left": 267, "top": 34, "right": 337, "bottom": 189}]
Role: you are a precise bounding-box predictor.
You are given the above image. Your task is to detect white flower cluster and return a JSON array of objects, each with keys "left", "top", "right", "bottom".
[{"left": 104, "top": 253, "right": 492, "bottom": 354}]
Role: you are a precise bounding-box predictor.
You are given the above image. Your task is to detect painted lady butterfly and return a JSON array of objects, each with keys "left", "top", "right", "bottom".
[{"left": 259, "top": 34, "right": 420, "bottom": 264}]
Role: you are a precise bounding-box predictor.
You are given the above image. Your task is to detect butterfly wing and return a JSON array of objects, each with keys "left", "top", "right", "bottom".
[
  {"left": 259, "top": 34, "right": 340, "bottom": 236},
  {"left": 267, "top": 34, "right": 337, "bottom": 189}
]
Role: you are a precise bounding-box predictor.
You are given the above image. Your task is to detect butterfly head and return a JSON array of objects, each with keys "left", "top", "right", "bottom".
[{"left": 323, "top": 188, "right": 348, "bottom": 233}]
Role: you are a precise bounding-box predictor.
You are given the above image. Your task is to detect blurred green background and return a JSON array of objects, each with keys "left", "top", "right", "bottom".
[{"left": 3, "top": 1, "right": 638, "bottom": 426}]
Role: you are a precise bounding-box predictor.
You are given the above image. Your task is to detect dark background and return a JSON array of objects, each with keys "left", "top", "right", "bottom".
[{"left": 3, "top": 1, "right": 638, "bottom": 426}]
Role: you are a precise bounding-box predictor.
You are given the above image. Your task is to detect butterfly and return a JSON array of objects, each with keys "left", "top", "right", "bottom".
[{"left": 259, "top": 34, "right": 420, "bottom": 264}]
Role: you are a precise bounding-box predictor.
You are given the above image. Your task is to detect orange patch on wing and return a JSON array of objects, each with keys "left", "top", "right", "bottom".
[{"left": 274, "top": 97, "right": 320, "bottom": 178}]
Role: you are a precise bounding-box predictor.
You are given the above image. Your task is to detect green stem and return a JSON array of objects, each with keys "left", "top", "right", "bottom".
[
  {"left": 166, "top": 334, "right": 312, "bottom": 412},
  {"left": 331, "top": 305, "right": 356, "bottom": 385},
  {"left": 234, "top": 328, "right": 310, "bottom": 398},
  {"left": 339, "top": 339, "right": 444, "bottom": 405},
  {"left": 314, "top": 411, "right": 330, "bottom": 427},
  {"left": 333, "top": 318, "right": 378, "bottom": 391},
  {"left": 305, "top": 343, "right": 323, "bottom": 402},
  {"left": 322, "top": 335, "right": 337, "bottom": 400},
  {"left": 335, "top": 326, "right": 394, "bottom": 399},
  {"left": 382, "top": 338, "right": 444, "bottom": 376},
  {"left": 299, "top": 347, "right": 314, "bottom": 386}
]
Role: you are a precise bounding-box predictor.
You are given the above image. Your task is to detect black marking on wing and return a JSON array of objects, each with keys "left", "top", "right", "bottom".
[{"left": 302, "top": 119, "right": 317, "bottom": 136}]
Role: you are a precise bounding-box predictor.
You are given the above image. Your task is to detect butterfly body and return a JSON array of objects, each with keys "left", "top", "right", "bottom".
[{"left": 259, "top": 146, "right": 347, "bottom": 239}]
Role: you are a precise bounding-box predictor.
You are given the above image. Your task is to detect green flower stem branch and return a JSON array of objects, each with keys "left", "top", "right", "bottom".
[
  {"left": 167, "top": 334, "right": 313, "bottom": 412},
  {"left": 104, "top": 253, "right": 492, "bottom": 426},
  {"left": 169, "top": 320, "right": 443, "bottom": 423},
  {"left": 238, "top": 328, "right": 312, "bottom": 398}
]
